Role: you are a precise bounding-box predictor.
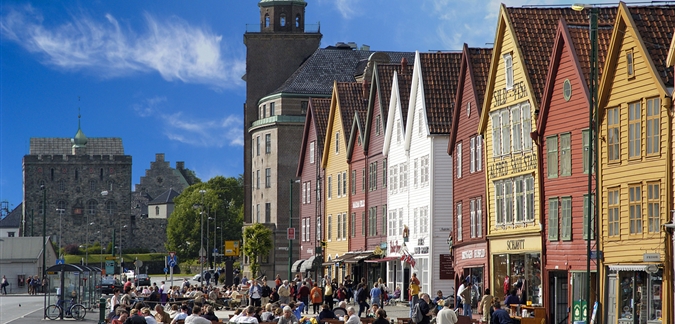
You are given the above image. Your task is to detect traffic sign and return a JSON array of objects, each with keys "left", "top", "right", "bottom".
[
  {"left": 287, "top": 227, "right": 296, "bottom": 240},
  {"left": 224, "top": 241, "right": 240, "bottom": 257},
  {"left": 199, "top": 247, "right": 206, "bottom": 257},
  {"left": 56, "top": 259, "right": 65, "bottom": 265},
  {"left": 134, "top": 260, "right": 143, "bottom": 268},
  {"left": 164, "top": 267, "right": 168, "bottom": 274}
]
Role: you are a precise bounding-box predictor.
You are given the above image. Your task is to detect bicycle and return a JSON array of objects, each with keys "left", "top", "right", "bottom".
[{"left": 45, "top": 296, "right": 87, "bottom": 320}]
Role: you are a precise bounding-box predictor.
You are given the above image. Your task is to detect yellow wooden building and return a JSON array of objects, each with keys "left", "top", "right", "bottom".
[
  {"left": 477, "top": 4, "right": 545, "bottom": 304},
  {"left": 321, "top": 81, "right": 366, "bottom": 281},
  {"left": 597, "top": 3, "right": 674, "bottom": 323}
]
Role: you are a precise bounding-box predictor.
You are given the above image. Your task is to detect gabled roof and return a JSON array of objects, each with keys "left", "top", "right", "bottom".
[
  {"left": 409, "top": 52, "right": 463, "bottom": 136},
  {"left": 382, "top": 70, "right": 414, "bottom": 156},
  {"left": 0, "top": 202, "right": 22, "bottom": 228},
  {"left": 626, "top": 5, "right": 675, "bottom": 86},
  {"left": 598, "top": 3, "right": 675, "bottom": 108},
  {"left": 0, "top": 236, "right": 55, "bottom": 261},
  {"left": 536, "top": 19, "right": 614, "bottom": 136},
  {"left": 363, "top": 60, "right": 413, "bottom": 153},
  {"left": 505, "top": 6, "right": 617, "bottom": 104},
  {"left": 297, "top": 97, "right": 331, "bottom": 177},
  {"left": 148, "top": 188, "right": 180, "bottom": 205},
  {"left": 322, "top": 81, "right": 368, "bottom": 167},
  {"left": 449, "top": 45, "right": 492, "bottom": 155},
  {"left": 346, "top": 109, "right": 366, "bottom": 162},
  {"left": 268, "top": 48, "right": 414, "bottom": 99}
]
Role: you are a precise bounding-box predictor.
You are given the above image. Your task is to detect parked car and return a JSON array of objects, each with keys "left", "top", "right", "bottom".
[
  {"left": 134, "top": 274, "right": 151, "bottom": 286},
  {"left": 192, "top": 269, "right": 215, "bottom": 282},
  {"left": 97, "top": 277, "right": 122, "bottom": 295}
]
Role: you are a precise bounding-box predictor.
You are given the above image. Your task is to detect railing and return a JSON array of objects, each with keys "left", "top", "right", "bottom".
[
  {"left": 250, "top": 115, "right": 306, "bottom": 129},
  {"left": 245, "top": 23, "right": 320, "bottom": 33}
]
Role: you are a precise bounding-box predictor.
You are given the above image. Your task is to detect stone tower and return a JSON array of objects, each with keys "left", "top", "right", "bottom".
[
  {"left": 22, "top": 116, "right": 132, "bottom": 259},
  {"left": 243, "top": 0, "right": 322, "bottom": 226}
]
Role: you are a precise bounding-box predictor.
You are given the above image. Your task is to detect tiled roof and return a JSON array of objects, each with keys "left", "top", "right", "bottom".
[
  {"left": 374, "top": 61, "right": 414, "bottom": 126},
  {"left": 628, "top": 5, "right": 675, "bottom": 86},
  {"left": 335, "top": 82, "right": 368, "bottom": 141},
  {"left": 467, "top": 48, "right": 493, "bottom": 112},
  {"left": 568, "top": 24, "right": 614, "bottom": 87},
  {"left": 0, "top": 203, "right": 22, "bottom": 228},
  {"left": 397, "top": 67, "right": 414, "bottom": 127},
  {"left": 271, "top": 48, "right": 414, "bottom": 96},
  {"left": 506, "top": 7, "right": 617, "bottom": 103},
  {"left": 310, "top": 98, "right": 331, "bottom": 150},
  {"left": 29, "top": 138, "right": 125, "bottom": 155},
  {"left": 419, "top": 52, "right": 463, "bottom": 134}
]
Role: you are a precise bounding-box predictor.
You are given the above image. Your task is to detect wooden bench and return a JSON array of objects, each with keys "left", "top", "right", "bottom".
[{"left": 397, "top": 318, "right": 411, "bottom": 324}]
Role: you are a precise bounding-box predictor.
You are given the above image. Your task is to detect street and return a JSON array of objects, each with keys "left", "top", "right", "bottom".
[{"left": 0, "top": 295, "right": 50, "bottom": 324}]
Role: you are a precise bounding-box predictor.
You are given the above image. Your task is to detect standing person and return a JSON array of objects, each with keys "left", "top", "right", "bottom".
[
  {"left": 370, "top": 283, "right": 382, "bottom": 309},
  {"left": 455, "top": 279, "right": 466, "bottom": 311},
  {"left": 109, "top": 288, "right": 121, "bottom": 319},
  {"left": 409, "top": 273, "right": 421, "bottom": 316},
  {"left": 275, "top": 274, "right": 282, "bottom": 289},
  {"left": 436, "top": 299, "right": 458, "bottom": 324},
  {"left": 1, "top": 275, "right": 8, "bottom": 295},
  {"left": 323, "top": 278, "right": 334, "bottom": 309},
  {"left": 343, "top": 276, "right": 353, "bottom": 303},
  {"left": 356, "top": 283, "right": 369, "bottom": 317},
  {"left": 261, "top": 280, "right": 272, "bottom": 305},
  {"left": 417, "top": 293, "right": 433, "bottom": 324},
  {"left": 479, "top": 288, "right": 494, "bottom": 324},
  {"left": 310, "top": 283, "right": 323, "bottom": 314},
  {"left": 269, "top": 287, "right": 280, "bottom": 304},
  {"left": 377, "top": 278, "right": 388, "bottom": 307},
  {"left": 214, "top": 269, "right": 221, "bottom": 285},
  {"left": 160, "top": 281, "right": 167, "bottom": 306},
  {"left": 278, "top": 280, "right": 291, "bottom": 305},
  {"left": 459, "top": 282, "right": 473, "bottom": 318},
  {"left": 250, "top": 280, "right": 262, "bottom": 307},
  {"left": 297, "top": 282, "right": 310, "bottom": 314}
]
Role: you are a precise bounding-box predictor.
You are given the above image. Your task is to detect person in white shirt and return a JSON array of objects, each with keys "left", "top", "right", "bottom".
[
  {"left": 237, "top": 306, "right": 260, "bottom": 324},
  {"left": 170, "top": 305, "right": 189, "bottom": 324},
  {"left": 277, "top": 306, "right": 298, "bottom": 324},
  {"left": 141, "top": 307, "right": 158, "bottom": 324},
  {"left": 345, "top": 307, "right": 360, "bottom": 324},
  {"left": 184, "top": 306, "right": 211, "bottom": 324},
  {"left": 436, "top": 299, "right": 458, "bottom": 324}
]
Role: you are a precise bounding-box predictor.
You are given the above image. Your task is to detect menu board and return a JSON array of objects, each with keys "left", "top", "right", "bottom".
[{"left": 439, "top": 254, "right": 454, "bottom": 280}]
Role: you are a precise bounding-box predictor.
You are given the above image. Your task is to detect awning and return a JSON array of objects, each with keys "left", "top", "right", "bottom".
[
  {"left": 365, "top": 256, "right": 399, "bottom": 263},
  {"left": 345, "top": 251, "right": 375, "bottom": 263},
  {"left": 291, "top": 259, "right": 305, "bottom": 273},
  {"left": 608, "top": 264, "right": 649, "bottom": 272},
  {"left": 300, "top": 256, "right": 317, "bottom": 272}
]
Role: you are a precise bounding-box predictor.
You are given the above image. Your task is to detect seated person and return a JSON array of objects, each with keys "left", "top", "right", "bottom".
[
  {"left": 366, "top": 303, "right": 380, "bottom": 318},
  {"left": 230, "top": 289, "right": 243, "bottom": 308},
  {"left": 504, "top": 289, "right": 520, "bottom": 307},
  {"left": 202, "top": 305, "right": 219, "bottom": 322},
  {"left": 490, "top": 301, "right": 513, "bottom": 324},
  {"left": 391, "top": 286, "right": 401, "bottom": 300},
  {"left": 317, "top": 304, "right": 337, "bottom": 322},
  {"left": 372, "top": 309, "right": 389, "bottom": 324},
  {"left": 277, "top": 306, "right": 298, "bottom": 324}
]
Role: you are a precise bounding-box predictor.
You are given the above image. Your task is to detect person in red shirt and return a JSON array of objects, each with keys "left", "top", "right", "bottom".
[{"left": 124, "top": 278, "right": 132, "bottom": 292}]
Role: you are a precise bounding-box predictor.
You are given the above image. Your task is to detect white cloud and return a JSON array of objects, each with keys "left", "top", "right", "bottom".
[
  {"left": 133, "top": 97, "right": 243, "bottom": 147},
  {"left": 334, "top": 0, "right": 360, "bottom": 19},
  {"left": 0, "top": 6, "right": 244, "bottom": 89}
]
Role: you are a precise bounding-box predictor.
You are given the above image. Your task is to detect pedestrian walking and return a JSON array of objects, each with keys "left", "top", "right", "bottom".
[{"left": 1, "top": 275, "right": 8, "bottom": 295}]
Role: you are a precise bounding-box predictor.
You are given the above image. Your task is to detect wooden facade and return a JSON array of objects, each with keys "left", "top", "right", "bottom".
[
  {"left": 296, "top": 98, "right": 331, "bottom": 272},
  {"left": 597, "top": 4, "right": 674, "bottom": 323},
  {"left": 347, "top": 110, "right": 367, "bottom": 254},
  {"left": 448, "top": 44, "right": 492, "bottom": 309}
]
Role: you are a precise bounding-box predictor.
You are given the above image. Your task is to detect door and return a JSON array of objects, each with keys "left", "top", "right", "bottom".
[
  {"left": 606, "top": 274, "right": 617, "bottom": 324},
  {"left": 403, "top": 267, "right": 410, "bottom": 301},
  {"left": 548, "top": 271, "right": 568, "bottom": 324}
]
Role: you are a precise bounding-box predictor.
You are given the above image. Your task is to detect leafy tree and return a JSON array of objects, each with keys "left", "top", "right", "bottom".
[
  {"left": 166, "top": 175, "right": 244, "bottom": 259},
  {"left": 242, "top": 223, "right": 273, "bottom": 277}
]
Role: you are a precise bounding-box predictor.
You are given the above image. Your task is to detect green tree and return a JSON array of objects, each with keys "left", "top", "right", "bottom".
[
  {"left": 166, "top": 175, "right": 244, "bottom": 259},
  {"left": 242, "top": 223, "right": 273, "bottom": 277}
]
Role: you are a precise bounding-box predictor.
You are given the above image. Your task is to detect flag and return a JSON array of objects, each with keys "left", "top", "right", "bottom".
[{"left": 400, "top": 254, "right": 406, "bottom": 261}]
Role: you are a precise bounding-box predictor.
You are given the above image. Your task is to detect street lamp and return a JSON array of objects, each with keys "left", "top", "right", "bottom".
[
  {"left": 288, "top": 179, "right": 300, "bottom": 282},
  {"left": 199, "top": 189, "right": 207, "bottom": 287},
  {"left": 86, "top": 222, "right": 94, "bottom": 266},
  {"left": 215, "top": 226, "right": 221, "bottom": 268},
  {"left": 56, "top": 208, "right": 65, "bottom": 259},
  {"left": 572, "top": 4, "right": 599, "bottom": 323},
  {"left": 41, "top": 185, "right": 46, "bottom": 319}
]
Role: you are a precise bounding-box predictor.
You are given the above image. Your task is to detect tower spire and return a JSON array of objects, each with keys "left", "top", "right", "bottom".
[{"left": 72, "top": 96, "right": 88, "bottom": 152}]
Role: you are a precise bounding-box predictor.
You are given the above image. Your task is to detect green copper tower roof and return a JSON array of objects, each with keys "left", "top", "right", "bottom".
[{"left": 71, "top": 110, "right": 88, "bottom": 147}]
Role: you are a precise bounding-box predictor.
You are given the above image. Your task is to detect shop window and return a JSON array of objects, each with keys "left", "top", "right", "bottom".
[{"left": 617, "top": 269, "right": 662, "bottom": 322}]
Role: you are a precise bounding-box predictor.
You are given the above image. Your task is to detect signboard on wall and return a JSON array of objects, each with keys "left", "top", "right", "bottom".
[{"left": 439, "top": 254, "right": 454, "bottom": 280}]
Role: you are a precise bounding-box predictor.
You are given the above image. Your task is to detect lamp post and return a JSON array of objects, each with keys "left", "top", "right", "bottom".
[
  {"left": 199, "top": 189, "right": 206, "bottom": 287},
  {"left": 215, "top": 226, "right": 220, "bottom": 267},
  {"left": 56, "top": 208, "right": 65, "bottom": 259},
  {"left": 288, "top": 179, "right": 300, "bottom": 282},
  {"left": 207, "top": 216, "right": 213, "bottom": 271},
  {"left": 41, "top": 185, "right": 46, "bottom": 319},
  {"left": 572, "top": 4, "right": 599, "bottom": 323},
  {"left": 86, "top": 222, "right": 94, "bottom": 266}
]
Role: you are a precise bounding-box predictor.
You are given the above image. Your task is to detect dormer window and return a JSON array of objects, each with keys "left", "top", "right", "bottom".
[
  {"left": 504, "top": 54, "right": 513, "bottom": 89},
  {"left": 280, "top": 13, "right": 286, "bottom": 27}
]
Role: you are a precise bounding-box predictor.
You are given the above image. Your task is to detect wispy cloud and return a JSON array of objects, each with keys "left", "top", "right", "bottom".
[
  {"left": 0, "top": 5, "right": 244, "bottom": 89},
  {"left": 133, "top": 97, "right": 243, "bottom": 147},
  {"left": 333, "top": 0, "right": 361, "bottom": 19}
]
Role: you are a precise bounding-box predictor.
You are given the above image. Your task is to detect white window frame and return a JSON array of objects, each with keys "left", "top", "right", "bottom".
[
  {"left": 457, "top": 142, "right": 463, "bottom": 178},
  {"left": 470, "top": 199, "right": 476, "bottom": 238},
  {"left": 470, "top": 137, "right": 476, "bottom": 173},
  {"left": 335, "top": 132, "right": 340, "bottom": 154},
  {"left": 309, "top": 141, "right": 315, "bottom": 164},
  {"left": 477, "top": 135, "right": 483, "bottom": 171},
  {"left": 327, "top": 175, "right": 332, "bottom": 200},
  {"left": 504, "top": 54, "right": 513, "bottom": 89},
  {"left": 476, "top": 197, "right": 482, "bottom": 237},
  {"left": 457, "top": 202, "right": 463, "bottom": 241}
]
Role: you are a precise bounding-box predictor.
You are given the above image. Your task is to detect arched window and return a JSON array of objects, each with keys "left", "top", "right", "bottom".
[
  {"left": 57, "top": 201, "right": 67, "bottom": 211},
  {"left": 265, "top": 14, "right": 270, "bottom": 28},
  {"left": 280, "top": 13, "right": 286, "bottom": 27},
  {"left": 90, "top": 180, "right": 96, "bottom": 191},
  {"left": 58, "top": 179, "right": 66, "bottom": 191},
  {"left": 87, "top": 200, "right": 98, "bottom": 215},
  {"left": 296, "top": 14, "right": 301, "bottom": 28},
  {"left": 155, "top": 206, "right": 160, "bottom": 215},
  {"left": 106, "top": 200, "right": 116, "bottom": 216}
]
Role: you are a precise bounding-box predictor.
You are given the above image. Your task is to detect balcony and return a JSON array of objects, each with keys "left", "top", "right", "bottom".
[{"left": 245, "top": 23, "right": 320, "bottom": 33}]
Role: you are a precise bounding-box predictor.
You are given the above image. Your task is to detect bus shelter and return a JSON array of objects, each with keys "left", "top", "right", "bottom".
[{"left": 44, "top": 264, "right": 101, "bottom": 318}]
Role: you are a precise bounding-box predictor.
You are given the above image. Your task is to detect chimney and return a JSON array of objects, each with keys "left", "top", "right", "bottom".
[
  {"left": 156, "top": 153, "right": 165, "bottom": 162},
  {"left": 176, "top": 161, "right": 185, "bottom": 170},
  {"left": 401, "top": 57, "right": 408, "bottom": 74}
]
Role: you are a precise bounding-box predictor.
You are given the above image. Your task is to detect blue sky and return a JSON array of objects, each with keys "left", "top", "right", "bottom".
[{"left": 0, "top": 0, "right": 613, "bottom": 211}]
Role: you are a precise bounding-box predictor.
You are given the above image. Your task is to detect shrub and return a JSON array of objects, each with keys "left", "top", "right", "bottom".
[{"left": 64, "top": 244, "right": 81, "bottom": 255}]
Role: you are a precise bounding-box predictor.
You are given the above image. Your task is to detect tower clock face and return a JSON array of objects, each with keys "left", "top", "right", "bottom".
[{"left": 156, "top": 176, "right": 163, "bottom": 184}]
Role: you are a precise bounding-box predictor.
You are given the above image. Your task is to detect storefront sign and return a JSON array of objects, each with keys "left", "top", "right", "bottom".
[
  {"left": 352, "top": 200, "right": 365, "bottom": 208},
  {"left": 462, "top": 250, "right": 473, "bottom": 260},
  {"left": 507, "top": 239, "right": 525, "bottom": 251},
  {"left": 461, "top": 249, "right": 486, "bottom": 260},
  {"left": 414, "top": 246, "right": 429, "bottom": 254},
  {"left": 439, "top": 254, "right": 454, "bottom": 280},
  {"left": 489, "top": 154, "right": 536, "bottom": 178},
  {"left": 643, "top": 253, "right": 660, "bottom": 262},
  {"left": 474, "top": 249, "right": 486, "bottom": 258},
  {"left": 389, "top": 240, "right": 401, "bottom": 253},
  {"left": 493, "top": 81, "right": 528, "bottom": 107}
]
